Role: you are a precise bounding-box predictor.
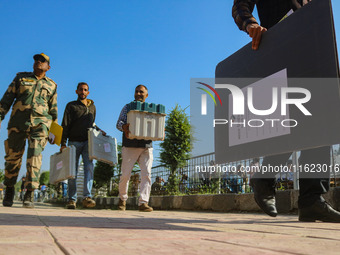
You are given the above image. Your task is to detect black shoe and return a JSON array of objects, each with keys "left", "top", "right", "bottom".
[
  {"left": 23, "top": 190, "right": 34, "bottom": 208},
  {"left": 3, "top": 186, "right": 15, "bottom": 207},
  {"left": 250, "top": 178, "right": 277, "bottom": 217},
  {"left": 299, "top": 199, "right": 340, "bottom": 222}
]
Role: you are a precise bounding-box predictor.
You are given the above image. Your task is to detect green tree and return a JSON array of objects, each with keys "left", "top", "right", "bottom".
[
  {"left": 93, "top": 143, "right": 124, "bottom": 190},
  {"left": 0, "top": 169, "right": 4, "bottom": 183},
  {"left": 39, "top": 171, "right": 50, "bottom": 185},
  {"left": 115, "top": 143, "right": 123, "bottom": 177},
  {"left": 94, "top": 161, "right": 114, "bottom": 189},
  {"left": 160, "top": 104, "right": 192, "bottom": 194}
]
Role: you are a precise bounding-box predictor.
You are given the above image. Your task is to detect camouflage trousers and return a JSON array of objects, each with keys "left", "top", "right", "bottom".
[{"left": 4, "top": 124, "right": 48, "bottom": 190}]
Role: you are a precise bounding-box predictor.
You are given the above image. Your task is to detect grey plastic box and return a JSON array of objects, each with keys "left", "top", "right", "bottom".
[
  {"left": 88, "top": 128, "right": 118, "bottom": 166},
  {"left": 49, "top": 145, "right": 76, "bottom": 184},
  {"left": 126, "top": 101, "right": 166, "bottom": 141},
  {"left": 127, "top": 110, "right": 166, "bottom": 141}
]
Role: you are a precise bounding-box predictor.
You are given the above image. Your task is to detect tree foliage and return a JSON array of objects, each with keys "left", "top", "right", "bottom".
[
  {"left": 94, "top": 161, "right": 114, "bottom": 189},
  {"left": 0, "top": 169, "right": 4, "bottom": 183},
  {"left": 39, "top": 171, "right": 50, "bottom": 185},
  {"left": 115, "top": 143, "right": 123, "bottom": 177},
  {"left": 160, "top": 104, "right": 192, "bottom": 193},
  {"left": 93, "top": 142, "right": 125, "bottom": 190}
]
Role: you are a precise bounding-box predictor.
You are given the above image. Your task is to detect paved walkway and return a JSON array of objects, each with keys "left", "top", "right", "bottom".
[{"left": 1, "top": 201, "right": 340, "bottom": 255}]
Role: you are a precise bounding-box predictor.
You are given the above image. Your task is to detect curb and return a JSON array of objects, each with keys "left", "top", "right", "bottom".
[{"left": 48, "top": 187, "right": 340, "bottom": 213}]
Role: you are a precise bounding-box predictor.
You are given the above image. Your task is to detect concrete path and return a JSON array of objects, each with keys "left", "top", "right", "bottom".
[{"left": 1, "top": 201, "right": 340, "bottom": 255}]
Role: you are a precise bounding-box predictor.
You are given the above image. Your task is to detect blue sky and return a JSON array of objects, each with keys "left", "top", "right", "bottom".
[{"left": 0, "top": 0, "right": 339, "bottom": 179}]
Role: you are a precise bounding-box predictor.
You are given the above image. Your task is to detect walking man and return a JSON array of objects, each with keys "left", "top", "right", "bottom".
[
  {"left": 0, "top": 53, "right": 57, "bottom": 208},
  {"left": 116, "top": 85, "right": 154, "bottom": 212},
  {"left": 61, "top": 82, "right": 105, "bottom": 209}
]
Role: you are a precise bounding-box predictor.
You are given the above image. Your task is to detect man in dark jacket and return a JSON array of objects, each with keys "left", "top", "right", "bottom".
[
  {"left": 61, "top": 82, "right": 105, "bottom": 209},
  {"left": 232, "top": 0, "right": 340, "bottom": 222},
  {"left": 233, "top": 0, "right": 311, "bottom": 50}
]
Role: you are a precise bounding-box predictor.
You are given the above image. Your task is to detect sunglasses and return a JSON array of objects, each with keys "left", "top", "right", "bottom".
[{"left": 34, "top": 56, "right": 47, "bottom": 63}]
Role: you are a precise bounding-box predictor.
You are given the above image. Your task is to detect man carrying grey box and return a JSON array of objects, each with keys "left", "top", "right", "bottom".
[
  {"left": 116, "top": 85, "right": 154, "bottom": 212},
  {"left": 61, "top": 82, "right": 106, "bottom": 209}
]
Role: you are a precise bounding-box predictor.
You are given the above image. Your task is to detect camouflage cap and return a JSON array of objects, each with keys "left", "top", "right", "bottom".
[{"left": 33, "top": 53, "right": 50, "bottom": 64}]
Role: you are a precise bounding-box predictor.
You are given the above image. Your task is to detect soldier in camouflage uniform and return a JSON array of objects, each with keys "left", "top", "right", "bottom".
[{"left": 0, "top": 53, "right": 57, "bottom": 208}]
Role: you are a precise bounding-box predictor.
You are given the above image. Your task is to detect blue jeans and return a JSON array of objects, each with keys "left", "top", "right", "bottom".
[
  {"left": 61, "top": 182, "right": 68, "bottom": 198},
  {"left": 68, "top": 141, "right": 94, "bottom": 201}
]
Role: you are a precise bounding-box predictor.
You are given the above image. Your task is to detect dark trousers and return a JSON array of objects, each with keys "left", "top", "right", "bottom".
[{"left": 255, "top": 146, "right": 330, "bottom": 208}]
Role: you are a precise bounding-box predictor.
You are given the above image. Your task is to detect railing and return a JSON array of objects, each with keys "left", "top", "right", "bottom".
[
  {"left": 151, "top": 153, "right": 253, "bottom": 195},
  {"left": 150, "top": 145, "right": 340, "bottom": 195},
  {"left": 109, "top": 145, "right": 340, "bottom": 196}
]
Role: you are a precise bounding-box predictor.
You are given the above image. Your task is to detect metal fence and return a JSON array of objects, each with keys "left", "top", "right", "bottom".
[
  {"left": 151, "top": 153, "right": 253, "bottom": 195},
  {"left": 149, "top": 145, "right": 340, "bottom": 195}
]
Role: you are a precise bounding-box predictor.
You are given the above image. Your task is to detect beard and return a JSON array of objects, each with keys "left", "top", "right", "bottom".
[{"left": 78, "top": 94, "right": 87, "bottom": 100}]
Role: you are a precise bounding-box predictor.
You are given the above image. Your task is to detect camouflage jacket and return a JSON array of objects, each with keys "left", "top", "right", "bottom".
[{"left": 0, "top": 72, "right": 57, "bottom": 131}]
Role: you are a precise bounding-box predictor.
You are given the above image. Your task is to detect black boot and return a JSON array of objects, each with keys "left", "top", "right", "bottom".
[
  {"left": 23, "top": 190, "right": 34, "bottom": 208},
  {"left": 299, "top": 199, "right": 340, "bottom": 222},
  {"left": 250, "top": 178, "right": 277, "bottom": 217},
  {"left": 3, "top": 186, "right": 15, "bottom": 207}
]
